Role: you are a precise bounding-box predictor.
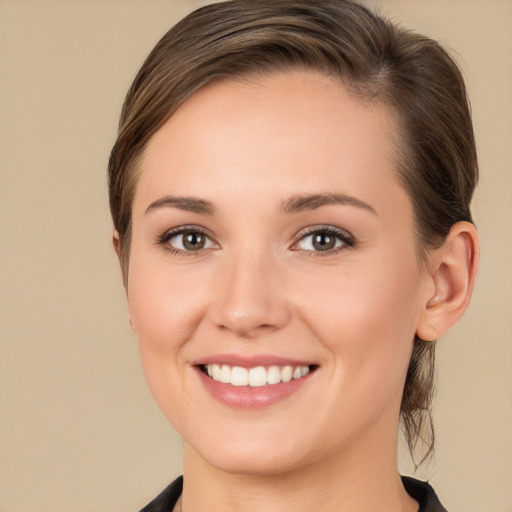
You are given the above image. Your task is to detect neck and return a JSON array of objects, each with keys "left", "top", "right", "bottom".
[{"left": 180, "top": 427, "right": 418, "bottom": 512}]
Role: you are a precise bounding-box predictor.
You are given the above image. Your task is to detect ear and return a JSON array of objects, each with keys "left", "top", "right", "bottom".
[
  {"left": 112, "top": 230, "right": 134, "bottom": 331},
  {"left": 112, "top": 229, "right": 121, "bottom": 260},
  {"left": 416, "top": 221, "right": 479, "bottom": 341}
]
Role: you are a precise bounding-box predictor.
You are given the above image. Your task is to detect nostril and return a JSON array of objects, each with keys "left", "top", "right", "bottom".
[{"left": 217, "top": 320, "right": 280, "bottom": 338}]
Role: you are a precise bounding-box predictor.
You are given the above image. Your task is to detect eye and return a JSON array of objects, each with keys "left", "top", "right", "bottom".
[
  {"left": 158, "top": 227, "right": 217, "bottom": 254},
  {"left": 292, "top": 226, "right": 355, "bottom": 254}
]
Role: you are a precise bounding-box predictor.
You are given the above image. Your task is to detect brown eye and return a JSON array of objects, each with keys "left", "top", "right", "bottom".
[
  {"left": 164, "top": 229, "right": 216, "bottom": 252},
  {"left": 182, "top": 232, "right": 206, "bottom": 250},
  {"left": 294, "top": 227, "right": 353, "bottom": 254},
  {"left": 312, "top": 233, "right": 337, "bottom": 251}
]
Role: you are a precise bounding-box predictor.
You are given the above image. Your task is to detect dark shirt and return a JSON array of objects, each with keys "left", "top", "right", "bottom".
[{"left": 139, "top": 475, "right": 448, "bottom": 512}]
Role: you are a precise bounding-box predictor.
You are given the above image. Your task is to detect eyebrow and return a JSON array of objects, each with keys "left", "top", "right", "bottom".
[
  {"left": 145, "top": 196, "right": 216, "bottom": 215},
  {"left": 281, "top": 193, "right": 377, "bottom": 216},
  {"left": 145, "top": 192, "right": 377, "bottom": 217}
]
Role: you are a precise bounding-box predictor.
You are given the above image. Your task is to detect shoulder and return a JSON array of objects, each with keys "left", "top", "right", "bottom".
[
  {"left": 138, "top": 476, "right": 183, "bottom": 512},
  {"left": 402, "top": 476, "right": 448, "bottom": 512}
]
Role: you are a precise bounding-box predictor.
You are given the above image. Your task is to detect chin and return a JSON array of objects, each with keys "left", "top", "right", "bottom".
[
  {"left": 204, "top": 449, "right": 306, "bottom": 477},
  {"left": 185, "top": 429, "right": 313, "bottom": 477}
]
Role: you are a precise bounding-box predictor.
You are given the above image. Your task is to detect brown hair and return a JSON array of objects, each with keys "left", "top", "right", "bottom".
[{"left": 108, "top": 0, "right": 478, "bottom": 466}]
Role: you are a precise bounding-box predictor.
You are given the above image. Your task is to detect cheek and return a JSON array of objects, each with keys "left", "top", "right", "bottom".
[
  {"left": 299, "top": 253, "right": 422, "bottom": 338},
  {"left": 127, "top": 246, "right": 208, "bottom": 348},
  {"left": 296, "top": 255, "right": 423, "bottom": 408},
  {"left": 126, "top": 247, "right": 206, "bottom": 400},
  {"left": 126, "top": 266, "right": 206, "bottom": 433}
]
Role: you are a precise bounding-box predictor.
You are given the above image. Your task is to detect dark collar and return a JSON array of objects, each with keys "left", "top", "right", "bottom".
[
  {"left": 139, "top": 475, "right": 448, "bottom": 512},
  {"left": 402, "top": 476, "right": 448, "bottom": 512}
]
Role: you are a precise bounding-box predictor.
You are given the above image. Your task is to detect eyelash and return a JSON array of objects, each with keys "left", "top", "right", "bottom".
[
  {"left": 156, "top": 225, "right": 218, "bottom": 257},
  {"left": 156, "top": 225, "right": 356, "bottom": 257},
  {"left": 291, "top": 225, "right": 356, "bottom": 256}
]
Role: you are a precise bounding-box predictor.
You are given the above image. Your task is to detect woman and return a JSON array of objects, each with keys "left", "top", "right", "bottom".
[{"left": 108, "top": 1, "right": 479, "bottom": 511}]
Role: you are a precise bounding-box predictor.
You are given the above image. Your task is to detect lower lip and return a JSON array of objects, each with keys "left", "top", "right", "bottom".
[{"left": 196, "top": 367, "right": 313, "bottom": 409}]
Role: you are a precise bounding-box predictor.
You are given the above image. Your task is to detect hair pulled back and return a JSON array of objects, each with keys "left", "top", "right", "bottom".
[{"left": 108, "top": 0, "right": 478, "bottom": 466}]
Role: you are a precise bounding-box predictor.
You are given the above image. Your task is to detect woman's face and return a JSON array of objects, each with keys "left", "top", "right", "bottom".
[{"left": 126, "top": 70, "right": 433, "bottom": 475}]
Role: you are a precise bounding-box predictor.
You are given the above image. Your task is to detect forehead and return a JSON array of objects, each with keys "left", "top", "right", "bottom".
[{"left": 134, "top": 70, "right": 408, "bottom": 219}]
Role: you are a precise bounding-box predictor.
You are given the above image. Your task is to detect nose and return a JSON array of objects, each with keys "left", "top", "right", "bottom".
[{"left": 210, "top": 250, "right": 291, "bottom": 338}]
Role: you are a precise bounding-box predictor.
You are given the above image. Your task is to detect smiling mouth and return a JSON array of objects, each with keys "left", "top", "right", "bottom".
[{"left": 200, "top": 364, "right": 317, "bottom": 387}]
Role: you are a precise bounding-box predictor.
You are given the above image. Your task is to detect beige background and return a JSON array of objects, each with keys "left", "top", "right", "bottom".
[{"left": 0, "top": 1, "right": 510, "bottom": 511}]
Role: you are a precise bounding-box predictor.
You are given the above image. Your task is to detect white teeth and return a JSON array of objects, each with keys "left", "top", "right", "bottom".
[
  {"left": 212, "top": 364, "right": 221, "bottom": 381},
  {"left": 249, "top": 366, "right": 267, "bottom": 387},
  {"left": 219, "top": 365, "right": 231, "bottom": 383},
  {"left": 231, "top": 366, "right": 249, "bottom": 386},
  {"left": 281, "top": 366, "right": 293, "bottom": 382},
  {"left": 205, "top": 364, "right": 312, "bottom": 386},
  {"left": 266, "top": 365, "right": 281, "bottom": 385}
]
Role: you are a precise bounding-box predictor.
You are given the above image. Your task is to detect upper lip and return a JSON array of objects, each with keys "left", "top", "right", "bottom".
[{"left": 192, "top": 354, "right": 317, "bottom": 368}]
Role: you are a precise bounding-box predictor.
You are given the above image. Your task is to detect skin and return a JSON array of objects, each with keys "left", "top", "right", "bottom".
[{"left": 119, "top": 70, "right": 478, "bottom": 512}]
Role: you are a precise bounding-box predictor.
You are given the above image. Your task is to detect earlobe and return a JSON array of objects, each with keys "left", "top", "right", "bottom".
[
  {"left": 129, "top": 315, "right": 136, "bottom": 334},
  {"left": 112, "top": 230, "right": 121, "bottom": 259},
  {"left": 416, "top": 221, "right": 479, "bottom": 341},
  {"left": 113, "top": 229, "right": 133, "bottom": 327}
]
